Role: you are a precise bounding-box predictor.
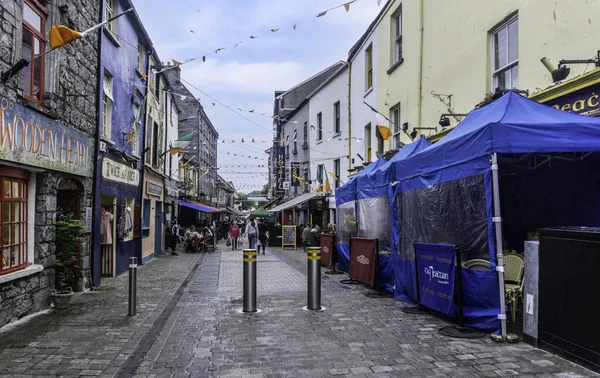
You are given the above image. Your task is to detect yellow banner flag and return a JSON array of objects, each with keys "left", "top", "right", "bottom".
[
  {"left": 49, "top": 25, "right": 83, "bottom": 49},
  {"left": 327, "top": 171, "right": 338, "bottom": 183},
  {"left": 377, "top": 125, "right": 393, "bottom": 141},
  {"left": 325, "top": 178, "right": 332, "bottom": 193},
  {"left": 126, "top": 129, "right": 135, "bottom": 147},
  {"left": 181, "top": 157, "right": 193, "bottom": 168},
  {"left": 172, "top": 59, "right": 182, "bottom": 66}
]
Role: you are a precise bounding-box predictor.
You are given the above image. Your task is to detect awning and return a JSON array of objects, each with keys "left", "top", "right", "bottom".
[
  {"left": 178, "top": 201, "right": 221, "bottom": 213},
  {"left": 269, "top": 192, "right": 326, "bottom": 212},
  {"left": 262, "top": 196, "right": 283, "bottom": 210}
]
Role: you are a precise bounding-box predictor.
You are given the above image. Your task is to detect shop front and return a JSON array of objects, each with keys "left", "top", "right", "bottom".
[
  {"left": 96, "top": 158, "right": 141, "bottom": 279},
  {"left": 0, "top": 101, "right": 94, "bottom": 325},
  {"left": 308, "top": 196, "right": 329, "bottom": 228},
  {"left": 141, "top": 171, "right": 164, "bottom": 263}
]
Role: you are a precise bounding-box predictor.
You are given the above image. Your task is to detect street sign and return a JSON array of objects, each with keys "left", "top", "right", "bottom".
[{"left": 283, "top": 182, "right": 290, "bottom": 190}]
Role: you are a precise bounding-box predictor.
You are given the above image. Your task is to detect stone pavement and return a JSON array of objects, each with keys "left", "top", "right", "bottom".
[{"left": 0, "top": 243, "right": 597, "bottom": 377}]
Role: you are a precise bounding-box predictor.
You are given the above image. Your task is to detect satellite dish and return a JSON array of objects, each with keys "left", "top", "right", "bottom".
[{"left": 375, "top": 151, "right": 383, "bottom": 159}]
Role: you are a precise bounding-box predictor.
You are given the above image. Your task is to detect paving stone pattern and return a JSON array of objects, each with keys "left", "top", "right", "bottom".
[{"left": 0, "top": 244, "right": 597, "bottom": 377}]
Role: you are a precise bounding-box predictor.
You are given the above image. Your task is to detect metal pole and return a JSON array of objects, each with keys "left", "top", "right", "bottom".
[
  {"left": 128, "top": 257, "right": 137, "bottom": 316},
  {"left": 491, "top": 153, "right": 508, "bottom": 340},
  {"left": 455, "top": 246, "right": 465, "bottom": 328},
  {"left": 307, "top": 247, "right": 322, "bottom": 310},
  {"left": 243, "top": 249, "right": 257, "bottom": 313}
]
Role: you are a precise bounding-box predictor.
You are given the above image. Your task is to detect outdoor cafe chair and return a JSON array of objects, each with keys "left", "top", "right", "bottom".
[{"left": 503, "top": 253, "right": 525, "bottom": 323}]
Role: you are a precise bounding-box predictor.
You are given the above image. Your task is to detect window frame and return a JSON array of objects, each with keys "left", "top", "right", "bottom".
[
  {"left": 123, "top": 197, "right": 135, "bottom": 242},
  {"left": 105, "top": 0, "right": 118, "bottom": 35},
  {"left": 365, "top": 43, "right": 373, "bottom": 91},
  {"left": 491, "top": 16, "right": 519, "bottom": 90},
  {"left": 333, "top": 159, "right": 340, "bottom": 188},
  {"left": 142, "top": 198, "right": 151, "bottom": 238},
  {"left": 22, "top": 0, "right": 46, "bottom": 104},
  {"left": 391, "top": 5, "right": 403, "bottom": 66},
  {"left": 390, "top": 104, "right": 401, "bottom": 149},
  {"left": 137, "top": 43, "right": 145, "bottom": 74},
  {"left": 0, "top": 169, "right": 30, "bottom": 276},
  {"left": 333, "top": 101, "right": 341, "bottom": 134},
  {"left": 365, "top": 123, "right": 372, "bottom": 163},
  {"left": 132, "top": 103, "right": 141, "bottom": 156},
  {"left": 317, "top": 112, "right": 323, "bottom": 141},
  {"left": 102, "top": 71, "right": 114, "bottom": 142}
]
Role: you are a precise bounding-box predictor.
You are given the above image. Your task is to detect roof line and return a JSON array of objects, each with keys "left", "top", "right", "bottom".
[
  {"left": 276, "top": 61, "right": 345, "bottom": 99},
  {"left": 348, "top": 0, "right": 395, "bottom": 61}
]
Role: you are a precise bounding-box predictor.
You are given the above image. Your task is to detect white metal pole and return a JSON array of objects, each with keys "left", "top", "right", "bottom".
[{"left": 491, "top": 153, "right": 507, "bottom": 340}]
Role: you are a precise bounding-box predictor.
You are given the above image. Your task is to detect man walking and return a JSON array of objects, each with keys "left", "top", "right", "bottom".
[
  {"left": 257, "top": 219, "right": 268, "bottom": 255},
  {"left": 302, "top": 224, "right": 312, "bottom": 251}
]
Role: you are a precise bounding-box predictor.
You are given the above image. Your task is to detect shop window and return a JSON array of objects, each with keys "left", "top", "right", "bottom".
[
  {"left": 142, "top": 199, "right": 151, "bottom": 237},
  {"left": 22, "top": 1, "right": 45, "bottom": 103},
  {"left": 492, "top": 16, "right": 518, "bottom": 90},
  {"left": 0, "top": 172, "right": 29, "bottom": 275},
  {"left": 123, "top": 198, "right": 135, "bottom": 241}
]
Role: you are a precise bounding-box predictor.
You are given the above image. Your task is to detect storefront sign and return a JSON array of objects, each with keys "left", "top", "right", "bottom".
[
  {"left": 544, "top": 83, "right": 600, "bottom": 115},
  {"left": 0, "top": 100, "right": 93, "bottom": 176},
  {"left": 276, "top": 147, "right": 285, "bottom": 193},
  {"left": 349, "top": 237, "right": 378, "bottom": 288},
  {"left": 290, "top": 162, "right": 301, "bottom": 186},
  {"left": 415, "top": 242, "right": 456, "bottom": 317},
  {"left": 102, "top": 159, "right": 140, "bottom": 186},
  {"left": 146, "top": 182, "right": 162, "bottom": 197}
]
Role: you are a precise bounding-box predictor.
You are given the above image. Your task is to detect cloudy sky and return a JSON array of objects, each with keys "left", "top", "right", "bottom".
[{"left": 132, "top": 0, "right": 382, "bottom": 193}]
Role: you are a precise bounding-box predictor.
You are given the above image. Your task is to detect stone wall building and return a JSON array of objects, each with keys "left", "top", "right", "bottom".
[{"left": 0, "top": 0, "right": 99, "bottom": 327}]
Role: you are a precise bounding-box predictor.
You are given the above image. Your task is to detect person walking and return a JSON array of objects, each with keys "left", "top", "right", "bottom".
[
  {"left": 228, "top": 222, "right": 240, "bottom": 250},
  {"left": 302, "top": 224, "right": 312, "bottom": 251},
  {"left": 247, "top": 217, "right": 258, "bottom": 250},
  {"left": 171, "top": 218, "right": 180, "bottom": 256},
  {"left": 257, "top": 219, "right": 268, "bottom": 255}
]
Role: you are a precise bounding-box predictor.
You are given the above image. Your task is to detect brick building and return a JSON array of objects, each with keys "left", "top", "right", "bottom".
[{"left": 0, "top": 0, "right": 100, "bottom": 326}]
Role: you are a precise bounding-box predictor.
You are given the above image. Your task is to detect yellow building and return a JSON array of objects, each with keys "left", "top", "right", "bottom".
[{"left": 372, "top": 0, "right": 600, "bottom": 145}]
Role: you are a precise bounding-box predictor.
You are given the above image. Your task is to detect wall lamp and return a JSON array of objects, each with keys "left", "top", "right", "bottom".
[
  {"left": 541, "top": 51, "right": 600, "bottom": 82},
  {"left": 439, "top": 113, "right": 469, "bottom": 128},
  {"left": 410, "top": 127, "right": 437, "bottom": 139}
]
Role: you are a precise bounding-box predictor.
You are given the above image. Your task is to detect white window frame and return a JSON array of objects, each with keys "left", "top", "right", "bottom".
[
  {"left": 333, "top": 101, "right": 341, "bottom": 134},
  {"left": 365, "top": 43, "right": 373, "bottom": 91},
  {"left": 137, "top": 43, "right": 144, "bottom": 73},
  {"left": 105, "top": 0, "right": 117, "bottom": 35},
  {"left": 390, "top": 104, "right": 401, "bottom": 149},
  {"left": 102, "top": 71, "right": 114, "bottom": 141},
  {"left": 391, "top": 5, "right": 402, "bottom": 65},
  {"left": 365, "top": 123, "right": 372, "bottom": 163},
  {"left": 132, "top": 103, "right": 140, "bottom": 155},
  {"left": 491, "top": 16, "right": 518, "bottom": 90}
]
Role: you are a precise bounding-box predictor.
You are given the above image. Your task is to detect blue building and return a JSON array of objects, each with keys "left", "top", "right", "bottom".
[{"left": 92, "top": 0, "right": 153, "bottom": 284}]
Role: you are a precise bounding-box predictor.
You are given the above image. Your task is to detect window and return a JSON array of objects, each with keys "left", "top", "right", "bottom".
[
  {"left": 317, "top": 164, "right": 324, "bottom": 186},
  {"left": 391, "top": 6, "right": 403, "bottom": 65},
  {"left": 302, "top": 161, "right": 309, "bottom": 193},
  {"left": 102, "top": 71, "right": 114, "bottom": 140},
  {"left": 123, "top": 198, "right": 135, "bottom": 241},
  {"left": 137, "top": 43, "right": 145, "bottom": 73},
  {"left": 0, "top": 172, "right": 29, "bottom": 275},
  {"left": 390, "top": 104, "right": 401, "bottom": 149},
  {"left": 105, "top": 0, "right": 118, "bottom": 34},
  {"left": 365, "top": 44, "right": 373, "bottom": 90},
  {"left": 142, "top": 199, "right": 150, "bottom": 237},
  {"left": 317, "top": 112, "right": 323, "bottom": 141},
  {"left": 492, "top": 17, "right": 518, "bottom": 90},
  {"left": 365, "top": 123, "right": 372, "bottom": 163},
  {"left": 303, "top": 122, "right": 308, "bottom": 148},
  {"left": 376, "top": 127, "right": 384, "bottom": 155},
  {"left": 22, "top": 1, "right": 45, "bottom": 103},
  {"left": 132, "top": 104, "right": 140, "bottom": 155},
  {"left": 334, "top": 101, "right": 341, "bottom": 134},
  {"left": 155, "top": 76, "right": 161, "bottom": 100},
  {"left": 333, "top": 159, "right": 340, "bottom": 188}
]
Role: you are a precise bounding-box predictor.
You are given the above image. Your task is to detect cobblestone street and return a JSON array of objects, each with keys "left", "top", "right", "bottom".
[{"left": 0, "top": 243, "right": 596, "bottom": 377}]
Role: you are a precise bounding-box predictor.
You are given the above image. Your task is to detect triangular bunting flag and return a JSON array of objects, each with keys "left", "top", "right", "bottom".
[
  {"left": 270, "top": 28, "right": 279, "bottom": 32},
  {"left": 344, "top": 2, "right": 351, "bottom": 11},
  {"left": 317, "top": 11, "right": 327, "bottom": 17},
  {"left": 172, "top": 59, "right": 182, "bottom": 66},
  {"left": 250, "top": 35, "right": 258, "bottom": 39},
  {"left": 202, "top": 55, "right": 206, "bottom": 62},
  {"left": 293, "top": 23, "right": 297, "bottom": 30}
]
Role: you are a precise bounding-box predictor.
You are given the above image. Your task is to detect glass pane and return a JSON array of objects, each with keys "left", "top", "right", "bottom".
[
  {"left": 494, "top": 69, "right": 508, "bottom": 90},
  {"left": 12, "top": 202, "right": 20, "bottom": 222},
  {"left": 11, "top": 245, "right": 18, "bottom": 266},
  {"left": 508, "top": 20, "right": 518, "bottom": 63},
  {"left": 1, "top": 249, "right": 8, "bottom": 269},
  {"left": 11, "top": 224, "right": 19, "bottom": 245},
  {"left": 4, "top": 181, "right": 11, "bottom": 198},
  {"left": 12, "top": 182, "right": 19, "bottom": 198},
  {"left": 511, "top": 65, "right": 519, "bottom": 89},
  {"left": 2, "top": 225, "right": 9, "bottom": 245},
  {"left": 23, "top": 4, "right": 41, "bottom": 31},
  {"left": 3, "top": 202, "right": 9, "bottom": 223},
  {"left": 33, "top": 60, "right": 41, "bottom": 100},
  {"left": 494, "top": 27, "right": 508, "bottom": 69}
]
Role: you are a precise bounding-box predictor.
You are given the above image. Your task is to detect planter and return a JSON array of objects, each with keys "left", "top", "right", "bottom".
[{"left": 50, "top": 287, "right": 73, "bottom": 309}]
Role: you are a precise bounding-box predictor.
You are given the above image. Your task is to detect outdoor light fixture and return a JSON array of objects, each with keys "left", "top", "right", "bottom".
[
  {"left": 439, "top": 115, "right": 451, "bottom": 128},
  {"left": 541, "top": 51, "right": 600, "bottom": 83},
  {"left": 410, "top": 127, "right": 437, "bottom": 139},
  {"left": 402, "top": 122, "right": 409, "bottom": 131}
]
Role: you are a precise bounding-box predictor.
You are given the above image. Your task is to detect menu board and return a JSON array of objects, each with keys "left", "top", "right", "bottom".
[{"left": 282, "top": 225, "right": 296, "bottom": 250}]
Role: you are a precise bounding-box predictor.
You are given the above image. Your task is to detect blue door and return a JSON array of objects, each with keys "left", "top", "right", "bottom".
[{"left": 154, "top": 201, "right": 162, "bottom": 256}]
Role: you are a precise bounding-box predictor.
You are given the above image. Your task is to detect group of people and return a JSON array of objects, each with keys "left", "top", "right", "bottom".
[
  {"left": 227, "top": 216, "right": 269, "bottom": 254},
  {"left": 301, "top": 223, "right": 336, "bottom": 250}
]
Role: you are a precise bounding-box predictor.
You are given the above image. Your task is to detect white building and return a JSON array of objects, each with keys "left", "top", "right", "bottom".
[{"left": 163, "top": 88, "right": 180, "bottom": 224}]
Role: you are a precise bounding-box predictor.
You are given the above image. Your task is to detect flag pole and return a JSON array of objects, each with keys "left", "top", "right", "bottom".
[{"left": 1, "top": 8, "right": 133, "bottom": 83}]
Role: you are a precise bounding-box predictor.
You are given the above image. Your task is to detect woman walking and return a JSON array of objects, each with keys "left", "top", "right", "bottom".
[{"left": 228, "top": 222, "right": 240, "bottom": 250}]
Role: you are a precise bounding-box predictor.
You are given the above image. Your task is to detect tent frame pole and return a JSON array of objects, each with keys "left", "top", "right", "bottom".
[{"left": 491, "top": 153, "right": 508, "bottom": 340}]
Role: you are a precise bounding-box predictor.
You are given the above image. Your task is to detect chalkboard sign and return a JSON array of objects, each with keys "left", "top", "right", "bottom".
[{"left": 282, "top": 225, "right": 296, "bottom": 249}]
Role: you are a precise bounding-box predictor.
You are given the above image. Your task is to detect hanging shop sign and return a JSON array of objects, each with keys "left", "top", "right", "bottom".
[
  {"left": 146, "top": 182, "right": 163, "bottom": 197},
  {"left": 290, "top": 162, "right": 301, "bottom": 186},
  {"left": 0, "top": 101, "right": 93, "bottom": 176},
  {"left": 276, "top": 147, "right": 285, "bottom": 193},
  {"left": 102, "top": 159, "right": 140, "bottom": 186},
  {"left": 415, "top": 242, "right": 456, "bottom": 317}
]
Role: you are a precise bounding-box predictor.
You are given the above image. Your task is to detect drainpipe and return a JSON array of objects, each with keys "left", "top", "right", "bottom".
[
  {"left": 417, "top": 0, "right": 425, "bottom": 127},
  {"left": 347, "top": 62, "right": 352, "bottom": 171}
]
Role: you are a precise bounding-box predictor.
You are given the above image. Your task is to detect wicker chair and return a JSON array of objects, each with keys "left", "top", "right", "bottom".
[
  {"left": 463, "top": 259, "right": 491, "bottom": 270},
  {"left": 504, "top": 253, "right": 525, "bottom": 322}
]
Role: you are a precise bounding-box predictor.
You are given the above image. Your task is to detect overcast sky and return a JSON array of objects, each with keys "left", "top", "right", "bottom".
[{"left": 132, "top": 0, "right": 381, "bottom": 193}]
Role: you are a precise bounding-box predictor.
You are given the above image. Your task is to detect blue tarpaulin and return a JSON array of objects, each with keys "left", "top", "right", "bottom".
[{"left": 391, "top": 92, "right": 600, "bottom": 332}]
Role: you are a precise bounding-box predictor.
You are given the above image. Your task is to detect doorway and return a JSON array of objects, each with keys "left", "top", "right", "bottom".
[
  {"left": 154, "top": 201, "right": 162, "bottom": 256},
  {"left": 57, "top": 178, "right": 82, "bottom": 288},
  {"left": 100, "top": 196, "right": 116, "bottom": 276}
]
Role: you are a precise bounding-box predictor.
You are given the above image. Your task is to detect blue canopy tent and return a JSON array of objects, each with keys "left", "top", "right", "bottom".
[
  {"left": 355, "top": 137, "right": 432, "bottom": 293},
  {"left": 391, "top": 92, "right": 600, "bottom": 338},
  {"left": 334, "top": 157, "right": 387, "bottom": 272}
]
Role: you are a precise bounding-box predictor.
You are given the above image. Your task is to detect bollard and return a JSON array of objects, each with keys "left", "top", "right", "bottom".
[
  {"left": 307, "top": 247, "right": 322, "bottom": 310},
  {"left": 128, "top": 257, "right": 137, "bottom": 316},
  {"left": 242, "top": 249, "right": 257, "bottom": 313}
]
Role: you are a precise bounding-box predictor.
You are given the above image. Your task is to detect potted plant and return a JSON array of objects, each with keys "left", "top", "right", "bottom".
[{"left": 50, "top": 213, "right": 84, "bottom": 309}]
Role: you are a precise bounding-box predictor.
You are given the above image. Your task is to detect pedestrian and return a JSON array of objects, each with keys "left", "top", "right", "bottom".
[
  {"left": 246, "top": 216, "right": 258, "bottom": 250},
  {"left": 310, "top": 224, "right": 321, "bottom": 247},
  {"left": 257, "top": 219, "right": 268, "bottom": 255},
  {"left": 302, "top": 224, "right": 312, "bottom": 251},
  {"left": 228, "top": 222, "right": 240, "bottom": 250},
  {"left": 171, "top": 218, "right": 180, "bottom": 256}
]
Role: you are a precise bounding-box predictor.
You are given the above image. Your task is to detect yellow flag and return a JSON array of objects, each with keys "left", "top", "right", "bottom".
[
  {"left": 316, "top": 184, "right": 323, "bottom": 193},
  {"left": 126, "top": 129, "right": 135, "bottom": 146},
  {"left": 181, "top": 157, "right": 193, "bottom": 168},
  {"left": 377, "top": 125, "right": 393, "bottom": 141},
  {"left": 49, "top": 25, "right": 83, "bottom": 49},
  {"left": 293, "top": 175, "right": 306, "bottom": 184},
  {"left": 325, "top": 178, "right": 332, "bottom": 193},
  {"left": 328, "top": 171, "right": 338, "bottom": 182},
  {"left": 172, "top": 59, "right": 182, "bottom": 66}
]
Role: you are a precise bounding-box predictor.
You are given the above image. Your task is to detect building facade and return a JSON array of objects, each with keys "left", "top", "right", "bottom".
[
  {"left": 163, "top": 75, "right": 180, "bottom": 230},
  {"left": 0, "top": 0, "right": 99, "bottom": 326},
  {"left": 93, "top": 0, "right": 151, "bottom": 283}
]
